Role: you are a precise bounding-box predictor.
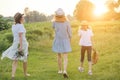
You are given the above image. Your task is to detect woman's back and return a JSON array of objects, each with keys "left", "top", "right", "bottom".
[{"left": 53, "top": 21, "right": 72, "bottom": 40}]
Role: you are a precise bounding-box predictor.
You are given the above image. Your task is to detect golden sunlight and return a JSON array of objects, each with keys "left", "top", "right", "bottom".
[
  {"left": 91, "top": 0, "right": 108, "bottom": 16},
  {"left": 94, "top": 6, "right": 108, "bottom": 16}
]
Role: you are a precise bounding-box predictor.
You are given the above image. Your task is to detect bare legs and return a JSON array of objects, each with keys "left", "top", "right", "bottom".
[
  {"left": 23, "top": 62, "right": 30, "bottom": 76},
  {"left": 57, "top": 53, "right": 68, "bottom": 78},
  {"left": 88, "top": 61, "right": 92, "bottom": 72},
  {"left": 58, "top": 54, "right": 62, "bottom": 73},
  {"left": 57, "top": 53, "right": 68, "bottom": 73},
  {"left": 12, "top": 60, "right": 30, "bottom": 79},
  {"left": 12, "top": 60, "right": 18, "bottom": 78},
  {"left": 63, "top": 53, "right": 68, "bottom": 73}
]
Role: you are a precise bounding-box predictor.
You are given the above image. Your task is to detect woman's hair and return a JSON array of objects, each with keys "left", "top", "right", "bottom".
[
  {"left": 52, "top": 15, "right": 67, "bottom": 22},
  {"left": 14, "top": 13, "right": 24, "bottom": 24}
]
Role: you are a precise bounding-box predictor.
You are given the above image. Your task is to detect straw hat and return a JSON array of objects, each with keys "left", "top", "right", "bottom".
[
  {"left": 53, "top": 8, "right": 67, "bottom": 22},
  {"left": 81, "top": 20, "right": 89, "bottom": 26},
  {"left": 55, "top": 8, "right": 65, "bottom": 16}
]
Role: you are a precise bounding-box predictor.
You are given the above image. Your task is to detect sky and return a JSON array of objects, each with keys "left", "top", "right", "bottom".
[{"left": 0, "top": 0, "right": 107, "bottom": 17}]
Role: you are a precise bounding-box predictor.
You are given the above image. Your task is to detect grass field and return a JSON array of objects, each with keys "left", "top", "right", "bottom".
[{"left": 0, "top": 21, "right": 120, "bottom": 80}]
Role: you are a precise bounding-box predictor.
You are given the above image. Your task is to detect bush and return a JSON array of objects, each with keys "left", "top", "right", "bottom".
[
  {"left": 0, "top": 39, "right": 11, "bottom": 53},
  {"left": 0, "top": 32, "right": 13, "bottom": 53},
  {"left": 4, "top": 33, "right": 13, "bottom": 43},
  {"left": 0, "top": 16, "right": 11, "bottom": 31}
]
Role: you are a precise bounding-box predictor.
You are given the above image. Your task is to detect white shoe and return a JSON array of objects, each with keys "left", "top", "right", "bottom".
[
  {"left": 58, "top": 71, "right": 63, "bottom": 74},
  {"left": 78, "top": 67, "right": 84, "bottom": 72},
  {"left": 88, "top": 71, "right": 92, "bottom": 75},
  {"left": 63, "top": 71, "right": 67, "bottom": 74},
  {"left": 25, "top": 73, "right": 30, "bottom": 77}
]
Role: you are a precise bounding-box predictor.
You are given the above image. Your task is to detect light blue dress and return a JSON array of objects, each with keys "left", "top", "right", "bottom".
[{"left": 52, "top": 21, "right": 72, "bottom": 53}]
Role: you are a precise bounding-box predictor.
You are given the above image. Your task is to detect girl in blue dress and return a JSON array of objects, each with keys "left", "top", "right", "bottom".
[{"left": 52, "top": 8, "right": 72, "bottom": 78}]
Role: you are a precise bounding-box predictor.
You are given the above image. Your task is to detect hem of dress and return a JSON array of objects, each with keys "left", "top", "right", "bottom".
[
  {"left": 79, "top": 44, "right": 92, "bottom": 46},
  {"left": 2, "top": 56, "right": 27, "bottom": 61},
  {"left": 53, "top": 50, "right": 72, "bottom": 53}
]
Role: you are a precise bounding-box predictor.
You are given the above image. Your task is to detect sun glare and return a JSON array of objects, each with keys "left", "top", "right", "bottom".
[
  {"left": 91, "top": 0, "right": 108, "bottom": 16},
  {"left": 0, "top": 0, "right": 109, "bottom": 17},
  {"left": 94, "top": 6, "right": 108, "bottom": 16}
]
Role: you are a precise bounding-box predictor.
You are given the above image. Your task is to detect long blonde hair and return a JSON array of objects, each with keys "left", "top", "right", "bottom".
[{"left": 52, "top": 15, "right": 67, "bottom": 22}]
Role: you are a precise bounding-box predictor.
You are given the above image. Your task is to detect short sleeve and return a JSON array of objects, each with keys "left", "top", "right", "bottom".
[{"left": 18, "top": 24, "right": 25, "bottom": 33}]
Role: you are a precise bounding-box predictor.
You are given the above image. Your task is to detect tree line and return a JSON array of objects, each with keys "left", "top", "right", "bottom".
[
  {"left": 24, "top": 7, "right": 74, "bottom": 23},
  {"left": 74, "top": 0, "right": 120, "bottom": 21},
  {"left": 1, "top": 0, "right": 120, "bottom": 31},
  {"left": 0, "top": 15, "right": 12, "bottom": 31},
  {"left": 24, "top": 7, "right": 53, "bottom": 23},
  {"left": 0, "top": 7, "right": 74, "bottom": 31}
]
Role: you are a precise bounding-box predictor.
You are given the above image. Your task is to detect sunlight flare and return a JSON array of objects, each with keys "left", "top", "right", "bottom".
[
  {"left": 90, "top": 0, "right": 108, "bottom": 16},
  {"left": 94, "top": 5, "right": 108, "bottom": 16}
]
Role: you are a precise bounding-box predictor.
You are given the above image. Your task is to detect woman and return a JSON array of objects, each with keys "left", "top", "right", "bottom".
[
  {"left": 78, "top": 21, "right": 94, "bottom": 75},
  {"left": 1, "top": 12, "right": 30, "bottom": 80},
  {"left": 52, "top": 8, "right": 72, "bottom": 78}
]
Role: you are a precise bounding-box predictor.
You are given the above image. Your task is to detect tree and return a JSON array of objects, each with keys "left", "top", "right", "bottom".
[
  {"left": 39, "top": 13, "right": 47, "bottom": 22},
  {"left": 47, "top": 15, "right": 54, "bottom": 22},
  {"left": 29, "top": 11, "right": 40, "bottom": 22},
  {"left": 26, "top": 10, "right": 47, "bottom": 22},
  {"left": 24, "top": 7, "right": 53, "bottom": 22},
  {"left": 24, "top": 7, "right": 30, "bottom": 23},
  {"left": 74, "top": 0, "right": 95, "bottom": 21},
  {"left": 0, "top": 15, "right": 3, "bottom": 18},
  {"left": 105, "top": 0, "right": 120, "bottom": 20},
  {"left": 0, "top": 15, "right": 11, "bottom": 31}
]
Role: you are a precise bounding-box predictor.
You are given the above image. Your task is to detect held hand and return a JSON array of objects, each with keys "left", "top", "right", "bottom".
[{"left": 19, "top": 46, "right": 22, "bottom": 51}]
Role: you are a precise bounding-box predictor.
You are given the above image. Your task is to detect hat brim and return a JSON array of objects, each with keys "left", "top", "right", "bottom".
[
  {"left": 81, "top": 22, "right": 89, "bottom": 26},
  {"left": 14, "top": 13, "right": 24, "bottom": 22}
]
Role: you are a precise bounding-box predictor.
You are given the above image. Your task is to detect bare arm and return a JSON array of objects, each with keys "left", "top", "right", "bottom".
[{"left": 19, "top": 33, "right": 23, "bottom": 51}]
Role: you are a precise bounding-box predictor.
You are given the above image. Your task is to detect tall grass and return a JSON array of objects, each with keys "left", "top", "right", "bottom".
[{"left": 0, "top": 21, "right": 120, "bottom": 80}]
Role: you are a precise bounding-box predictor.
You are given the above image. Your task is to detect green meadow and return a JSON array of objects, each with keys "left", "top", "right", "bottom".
[{"left": 0, "top": 21, "right": 120, "bottom": 80}]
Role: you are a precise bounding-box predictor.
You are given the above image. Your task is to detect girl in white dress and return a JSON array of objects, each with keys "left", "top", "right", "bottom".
[{"left": 1, "top": 13, "right": 30, "bottom": 80}]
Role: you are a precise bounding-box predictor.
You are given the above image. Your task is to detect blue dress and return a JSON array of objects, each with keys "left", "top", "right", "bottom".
[{"left": 52, "top": 21, "right": 72, "bottom": 53}]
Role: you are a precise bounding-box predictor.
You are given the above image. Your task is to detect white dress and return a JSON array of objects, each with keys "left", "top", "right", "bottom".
[{"left": 1, "top": 24, "right": 29, "bottom": 61}]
